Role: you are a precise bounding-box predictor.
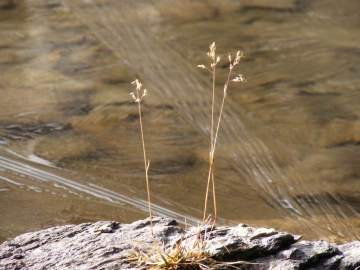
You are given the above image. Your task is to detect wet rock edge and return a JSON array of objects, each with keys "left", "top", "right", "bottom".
[{"left": 0, "top": 217, "right": 359, "bottom": 269}]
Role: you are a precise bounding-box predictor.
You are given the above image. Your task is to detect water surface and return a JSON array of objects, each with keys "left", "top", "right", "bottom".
[{"left": 0, "top": 0, "right": 359, "bottom": 244}]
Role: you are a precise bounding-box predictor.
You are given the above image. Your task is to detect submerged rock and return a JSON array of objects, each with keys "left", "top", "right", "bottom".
[{"left": 0, "top": 217, "right": 359, "bottom": 269}]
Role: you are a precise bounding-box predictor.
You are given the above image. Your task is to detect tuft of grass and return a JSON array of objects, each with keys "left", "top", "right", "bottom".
[
  {"left": 129, "top": 231, "right": 213, "bottom": 269},
  {"left": 129, "top": 42, "right": 246, "bottom": 269},
  {"left": 128, "top": 222, "right": 253, "bottom": 270}
]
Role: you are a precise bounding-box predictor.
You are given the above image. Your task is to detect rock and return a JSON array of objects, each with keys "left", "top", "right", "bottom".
[
  {"left": 251, "top": 240, "right": 339, "bottom": 269},
  {"left": 0, "top": 217, "right": 180, "bottom": 270},
  {"left": 0, "top": 217, "right": 359, "bottom": 269},
  {"left": 185, "top": 223, "right": 301, "bottom": 261},
  {"left": 337, "top": 241, "right": 360, "bottom": 269}
]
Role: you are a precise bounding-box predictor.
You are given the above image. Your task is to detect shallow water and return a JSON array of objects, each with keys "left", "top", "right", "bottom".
[{"left": 0, "top": 0, "right": 359, "bottom": 244}]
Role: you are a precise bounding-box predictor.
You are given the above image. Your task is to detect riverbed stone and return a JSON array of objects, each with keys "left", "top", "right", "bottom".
[
  {"left": 0, "top": 217, "right": 359, "bottom": 269},
  {"left": 337, "top": 241, "right": 360, "bottom": 269}
]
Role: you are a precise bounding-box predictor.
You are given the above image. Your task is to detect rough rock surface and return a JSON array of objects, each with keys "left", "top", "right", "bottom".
[{"left": 0, "top": 217, "right": 359, "bottom": 269}]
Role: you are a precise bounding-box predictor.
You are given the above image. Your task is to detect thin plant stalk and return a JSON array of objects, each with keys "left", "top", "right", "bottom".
[
  {"left": 211, "top": 165, "right": 217, "bottom": 222},
  {"left": 203, "top": 164, "right": 212, "bottom": 222},
  {"left": 198, "top": 44, "right": 245, "bottom": 225},
  {"left": 200, "top": 42, "right": 220, "bottom": 223},
  {"left": 210, "top": 81, "right": 218, "bottom": 224},
  {"left": 212, "top": 56, "right": 234, "bottom": 154},
  {"left": 210, "top": 48, "right": 217, "bottom": 223},
  {"left": 130, "top": 79, "right": 153, "bottom": 237}
]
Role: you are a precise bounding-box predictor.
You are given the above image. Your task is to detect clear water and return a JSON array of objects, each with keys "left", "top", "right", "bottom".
[{"left": 0, "top": 0, "right": 359, "bottom": 244}]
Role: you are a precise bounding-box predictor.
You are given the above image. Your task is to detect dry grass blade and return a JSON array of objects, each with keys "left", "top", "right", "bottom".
[{"left": 128, "top": 235, "right": 212, "bottom": 269}]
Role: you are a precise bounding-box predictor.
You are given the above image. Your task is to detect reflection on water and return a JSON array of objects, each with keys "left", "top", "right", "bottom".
[{"left": 0, "top": 0, "right": 359, "bottom": 244}]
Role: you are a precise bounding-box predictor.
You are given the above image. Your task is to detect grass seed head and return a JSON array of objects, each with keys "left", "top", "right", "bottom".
[
  {"left": 130, "top": 79, "right": 148, "bottom": 102},
  {"left": 206, "top": 42, "right": 216, "bottom": 61},
  {"left": 132, "top": 79, "right": 142, "bottom": 90},
  {"left": 216, "top": 56, "right": 221, "bottom": 64},
  {"left": 233, "top": 51, "right": 244, "bottom": 66},
  {"left": 232, "top": 74, "right": 246, "bottom": 82}
]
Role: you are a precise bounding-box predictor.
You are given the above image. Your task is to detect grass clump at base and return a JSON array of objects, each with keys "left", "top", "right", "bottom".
[
  {"left": 129, "top": 42, "right": 247, "bottom": 269},
  {"left": 129, "top": 231, "right": 212, "bottom": 269},
  {"left": 128, "top": 222, "right": 252, "bottom": 270}
]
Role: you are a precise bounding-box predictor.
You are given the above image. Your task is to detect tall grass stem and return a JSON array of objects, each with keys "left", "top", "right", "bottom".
[{"left": 131, "top": 80, "right": 153, "bottom": 237}]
